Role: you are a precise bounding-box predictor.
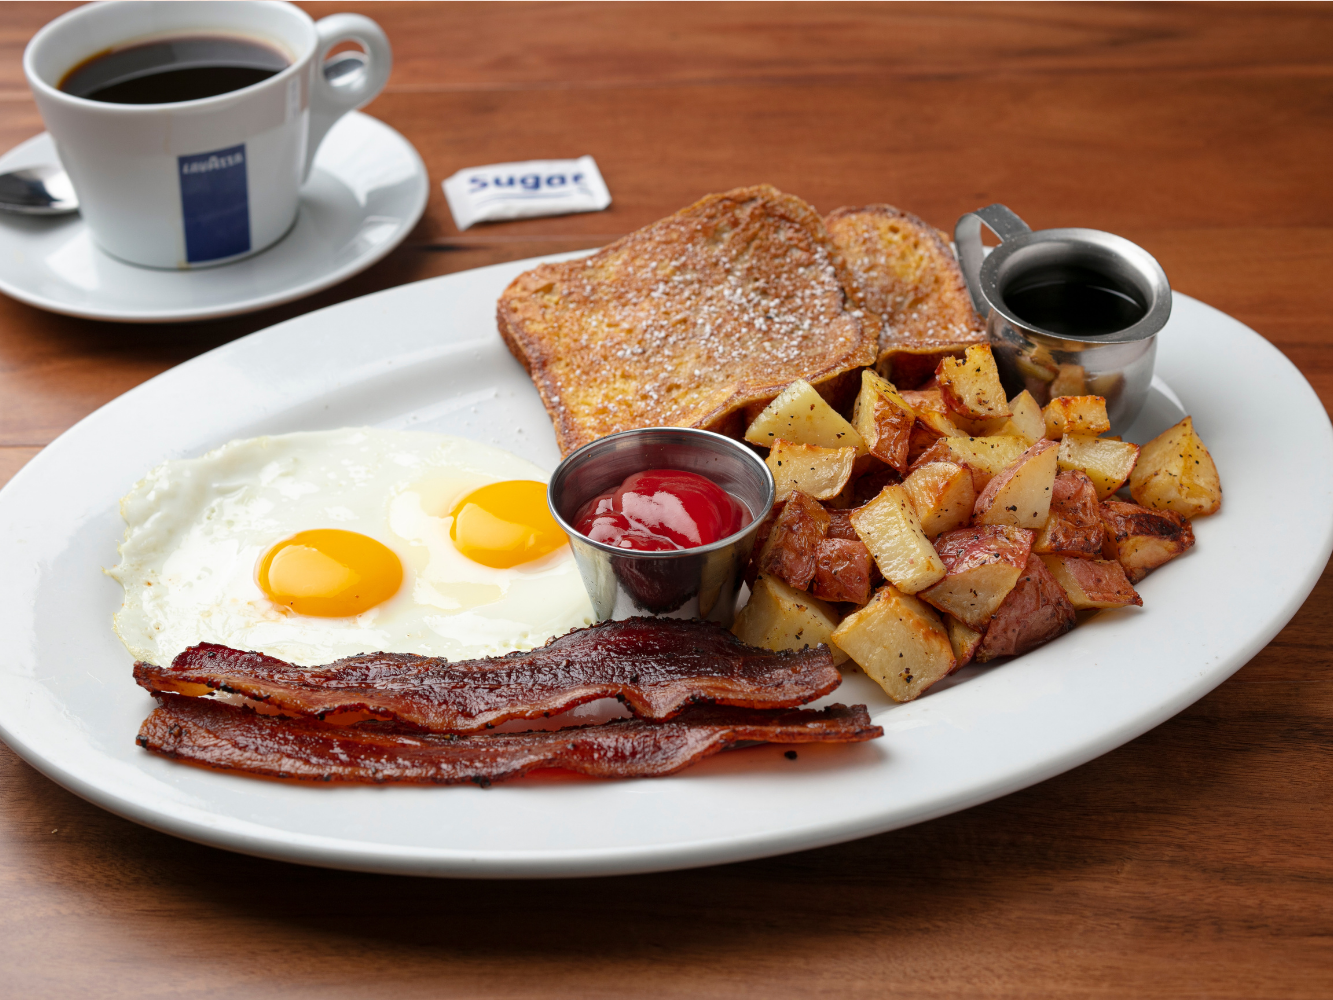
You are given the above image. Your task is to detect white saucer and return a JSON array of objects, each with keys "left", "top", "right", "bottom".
[{"left": 0, "top": 111, "right": 428, "bottom": 323}]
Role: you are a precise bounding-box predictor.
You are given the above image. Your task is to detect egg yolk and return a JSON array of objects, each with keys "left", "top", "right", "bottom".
[
  {"left": 257, "top": 529, "right": 402, "bottom": 618},
  {"left": 450, "top": 480, "right": 567, "bottom": 568}
]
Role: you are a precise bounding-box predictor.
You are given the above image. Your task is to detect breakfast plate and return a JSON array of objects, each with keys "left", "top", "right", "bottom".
[
  {"left": 0, "top": 111, "right": 427, "bottom": 323},
  {"left": 0, "top": 254, "right": 1329, "bottom": 878}
]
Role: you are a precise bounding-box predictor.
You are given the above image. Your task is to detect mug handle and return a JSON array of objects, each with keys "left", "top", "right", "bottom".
[
  {"left": 303, "top": 13, "right": 393, "bottom": 182},
  {"left": 954, "top": 203, "right": 1031, "bottom": 316}
]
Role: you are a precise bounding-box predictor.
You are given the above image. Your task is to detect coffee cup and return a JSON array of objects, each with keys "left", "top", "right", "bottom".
[
  {"left": 23, "top": 1, "right": 391, "bottom": 269},
  {"left": 954, "top": 204, "right": 1171, "bottom": 433}
]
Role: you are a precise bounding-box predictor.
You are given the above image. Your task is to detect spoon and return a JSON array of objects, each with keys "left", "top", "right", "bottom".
[{"left": 0, "top": 164, "right": 78, "bottom": 215}]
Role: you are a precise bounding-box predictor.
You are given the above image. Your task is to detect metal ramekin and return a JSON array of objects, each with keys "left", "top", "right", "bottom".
[
  {"left": 548, "top": 428, "right": 775, "bottom": 626},
  {"left": 956, "top": 203, "right": 1172, "bottom": 434}
]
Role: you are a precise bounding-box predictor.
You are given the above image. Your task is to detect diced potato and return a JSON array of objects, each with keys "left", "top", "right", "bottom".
[
  {"left": 973, "top": 439, "right": 1058, "bottom": 528},
  {"left": 918, "top": 524, "right": 1034, "bottom": 630},
  {"left": 1043, "top": 395, "right": 1110, "bottom": 439},
  {"left": 1058, "top": 434, "right": 1140, "bottom": 500},
  {"left": 745, "top": 378, "right": 867, "bottom": 455},
  {"left": 1099, "top": 499, "right": 1196, "bottom": 583},
  {"left": 901, "top": 389, "right": 968, "bottom": 440},
  {"left": 908, "top": 435, "right": 1027, "bottom": 491},
  {"left": 1032, "top": 469, "right": 1104, "bottom": 556},
  {"left": 944, "top": 614, "right": 983, "bottom": 670},
  {"left": 754, "top": 491, "right": 829, "bottom": 590},
  {"left": 848, "top": 484, "right": 946, "bottom": 594},
  {"left": 811, "top": 536, "right": 874, "bottom": 605},
  {"left": 1048, "top": 363, "right": 1087, "bottom": 398},
  {"left": 767, "top": 439, "right": 857, "bottom": 502},
  {"left": 901, "top": 461, "right": 976, "bottom": 539},
  {"left": 997, "top": 389, "right": 1045, "bottom": 445},
  {"left": 831, "top": 585, "right": 955, "bottom": 702},
  {"left": 1037, "top": 554, "right": 1143, "bottom": 610},
  {"left": 850, "top": 369, "right": 916, "bottom": 474},
  {"left": 1129, "top": 416, "right": 1222, "bottom": 518},
  {"left": 732, "top": 574, "right": 848, "bottom": 665},
  {"left": 825, "top": 506, "right": 859, "bottom": 541},
  {"left": 937, "top": 344, "right": 1013, "bottom": 423},
  {"left": 976, "top": 555, "right": 1076, "bottom": 662},
  {"left": 902, "top": 387, "right": 984, "bottom": 460}
]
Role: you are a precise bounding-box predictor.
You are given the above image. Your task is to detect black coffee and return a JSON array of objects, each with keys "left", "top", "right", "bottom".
[
  {"left": 60, "top": 35, "right": 288, "bottom": 104},
  {"left": 1003, "top": 265, "right": 1146, "bottom": 336}
]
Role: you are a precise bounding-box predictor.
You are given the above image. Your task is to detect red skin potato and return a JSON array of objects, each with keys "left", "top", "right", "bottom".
[
  {"left": 811, "top": 537, "right": 874, "bottom": 605},
  {"left": 933, "top": 525, "right": 1036, "bottom": 575},
  {"left": 971, "top": 438, "right": 1057, "bottom": 521},
  {"left": 1099, "top": 499, "right": 1196, "bottom": 583},
  {"left": 944, "top": 616, "right": 983, "bottom": 670},
  {"left": 976, "top": 554, "right": 1076, "bottom": 662},
  {"left": 918, "top": 525, "right": 1035, "bottom": 629},
  {"left": 1053, "top": 555, "right": 1142, "bottom": 607},
  {"left": 907, "top": 440, "right": 992, "bottom": 493},
  {"left": 825, "top": 506, "right": 859, "bottom": 540},
  {"left": 1034, "top": 469, "right": 1105, "bottom": 556},
  {"left": 865, "top": 397, "right": 913, "bottom": 474},
  {"left": 754, "top": 491, "right": 830, "bottom": 590}
]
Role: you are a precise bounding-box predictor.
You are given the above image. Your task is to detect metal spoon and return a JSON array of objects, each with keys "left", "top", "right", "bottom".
[{"left": 0, "top": 164, "right": 78, "bottom": 215}]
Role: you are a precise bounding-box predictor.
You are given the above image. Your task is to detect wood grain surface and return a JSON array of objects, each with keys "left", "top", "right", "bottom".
[{"left": 1, "top": 3, "right": 1330, "bottom": 997}]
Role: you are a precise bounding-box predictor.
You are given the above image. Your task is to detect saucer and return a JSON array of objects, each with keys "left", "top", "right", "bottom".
[{"left": 0, "top": 111, "right": 428, "bottom": 323}]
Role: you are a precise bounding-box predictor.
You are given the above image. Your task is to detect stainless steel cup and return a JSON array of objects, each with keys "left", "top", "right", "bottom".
[
  {"left": 547, "top": 428, "right": 775, "bottom": 626},
  {"left": 955, "top": 203, "right": 1172, "bottom": 433}
]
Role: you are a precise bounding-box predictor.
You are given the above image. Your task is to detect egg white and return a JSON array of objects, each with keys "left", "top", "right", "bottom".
[{"left": 110, "top": 428, "right": 594, "bottom": 667}]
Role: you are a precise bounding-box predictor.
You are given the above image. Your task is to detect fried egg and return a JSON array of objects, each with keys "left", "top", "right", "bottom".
[{"left": 110, "top": 428, "right": 594, "bottom": 667}]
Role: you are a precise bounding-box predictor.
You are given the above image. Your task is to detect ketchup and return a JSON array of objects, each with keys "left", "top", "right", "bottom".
[{"left": 573, "top": 469, "right": 751, "bottom": 551}]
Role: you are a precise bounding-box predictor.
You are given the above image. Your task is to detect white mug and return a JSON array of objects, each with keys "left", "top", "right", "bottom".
[{"left": 23, "top": 1, "right": 391, "bottom": 269}]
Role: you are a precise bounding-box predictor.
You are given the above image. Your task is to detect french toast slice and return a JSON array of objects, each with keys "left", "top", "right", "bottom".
[
  {"left": 825, "top": 204, "right": 985, "bottom": 389},
  {"left": 498, "top": 184, "right": 879, "bottom": 455}
]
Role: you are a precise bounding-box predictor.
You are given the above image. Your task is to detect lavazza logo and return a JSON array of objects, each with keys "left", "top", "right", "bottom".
[{"left": 180, "top": 150, "right": 245, "bottom": 175}]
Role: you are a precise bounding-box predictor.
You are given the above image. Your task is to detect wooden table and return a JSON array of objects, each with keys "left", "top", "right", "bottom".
[{"left": 2, "top": 3, "right": 1330, "bottom": 996}]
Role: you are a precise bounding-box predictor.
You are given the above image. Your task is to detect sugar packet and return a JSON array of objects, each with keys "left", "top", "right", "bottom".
[{"left": 442, "top": 156, "right": 612, "bottom": 231}]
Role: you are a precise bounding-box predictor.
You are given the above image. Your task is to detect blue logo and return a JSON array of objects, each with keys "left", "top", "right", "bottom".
[{"left": 178, "top": 144, "right": 250, "bottom": 263}]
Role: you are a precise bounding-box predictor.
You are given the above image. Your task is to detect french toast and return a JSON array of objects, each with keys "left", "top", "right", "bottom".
[
  {"left": 497, "top": 185, "right": 879, "bottom": 455},
  {"left": 825, "top": 204, "right": 985, "bottom": 389}
]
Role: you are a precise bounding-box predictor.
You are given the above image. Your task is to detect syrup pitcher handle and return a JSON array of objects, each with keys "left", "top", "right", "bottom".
[
  {"left": 303, "top": 14, "right": 393, "bottom": 182},
  {"left": 954, "top": 203, "right": 1031, "bottom": 316}
]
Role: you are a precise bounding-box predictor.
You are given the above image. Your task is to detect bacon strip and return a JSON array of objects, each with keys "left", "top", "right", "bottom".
[
  {"left": 137, "top": 694, "right": 883, "bottom": 785},
  {"left": 133, "top": 618, "right": 840, "bottom": 734}
]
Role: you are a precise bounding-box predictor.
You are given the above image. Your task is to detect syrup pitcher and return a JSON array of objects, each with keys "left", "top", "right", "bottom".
[{"left": 955, "top": 204, "right": 1172, "bottom": 433}]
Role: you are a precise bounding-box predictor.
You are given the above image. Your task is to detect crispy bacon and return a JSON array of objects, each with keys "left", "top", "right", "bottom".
[
  {"left": 132, "top": 617, "right": 841, "bottom": 734},
  {"left": 137, "top": 694, "right": 883, "bottom": 785}
]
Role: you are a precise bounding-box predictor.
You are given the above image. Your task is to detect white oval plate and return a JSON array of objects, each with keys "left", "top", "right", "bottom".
[
  {"left": 0, "top": 111, "right": 427, "bottom": 322},
  {"left": 0, "top": 256, "right": 1329, "bottom": 878}
]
